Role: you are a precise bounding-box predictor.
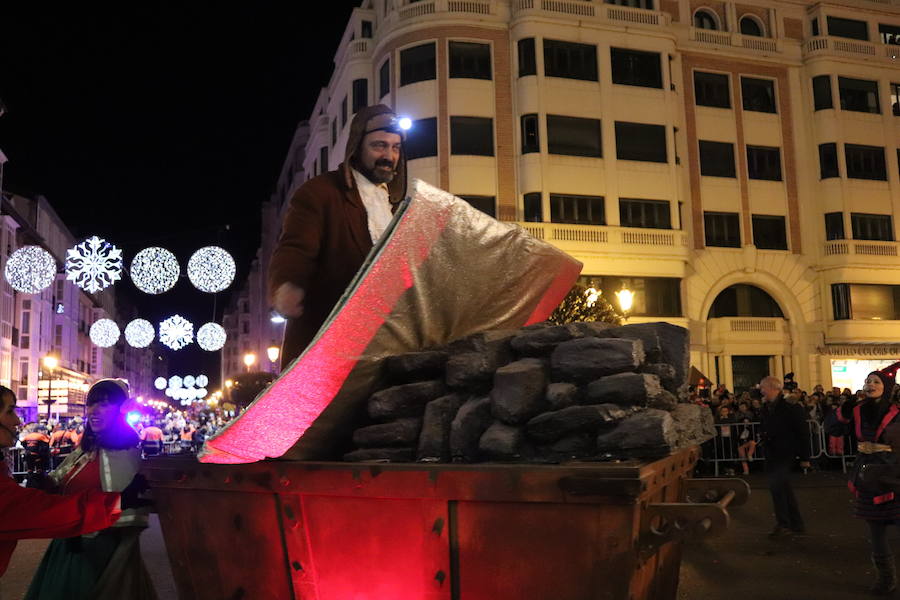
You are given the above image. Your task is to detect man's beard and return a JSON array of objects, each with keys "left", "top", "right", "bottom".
[{"left": 359, "top": 159, "right": 396, "bottom": 184}]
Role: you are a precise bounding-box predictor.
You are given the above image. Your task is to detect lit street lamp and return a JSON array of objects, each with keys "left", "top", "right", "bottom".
[
  {"left": 615, "top": 287, "right": 635, "bottom": 323},
  {"left": 267, "top": 346, "right": 280, "bottom": 373},
  {"left": 42, "top": 355, "right": 59, "bottom": 422},
  {"left": 243, "top": 353, "right": 256, "bottom": 373}
]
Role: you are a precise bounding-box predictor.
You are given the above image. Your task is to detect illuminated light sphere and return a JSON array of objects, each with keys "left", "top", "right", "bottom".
[
  {"left": 4, "top": 246, "right": 57, "bottom": 294},
  {"left": 126, "top": 411, "right": 141, "bottom": 426},
  {"left": 89, "top": 319, "right": 120, "bottom": 348},
  {"left": 130, "top": 247, "right": 180, "bottom": 294},
  {"left": 159, "top": 315, "right": 194, "bottom": 350},
  {"left": 183, "top": 375, "right": 196, "bottom": 388},
  {"left": 196, "top": 322, "right": 227, "bottom": 351},
  {"left": 168, "top": 375, "right": 183, "bottom": 390},
  {"left": 65, "top": 236, "right": 123, "bottom": 293},
  {"left": 197, "top": 388, "right": 208, "bottom": 399},
  {"left": 196, "top": 374, "right": 209, "bottom": 388},
  {"left": 187, "top": 246, "right": 235, "bottom": 293},
  {"left": 124, "top": 319, "right": 155, "bottom": 348},
  {"left": 165, "top": 388, "right": 174, "bottom": 398},
  {"left": 154, "top": 377, "right": 167, "bottom": 391},
  {"left": 398, "top": 117, "right": 413, "bottom": 130}
]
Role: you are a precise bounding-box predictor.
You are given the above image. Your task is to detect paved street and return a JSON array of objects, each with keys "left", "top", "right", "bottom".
[{"left": 1, "top": 468, "right": 896, "bottom": 599}]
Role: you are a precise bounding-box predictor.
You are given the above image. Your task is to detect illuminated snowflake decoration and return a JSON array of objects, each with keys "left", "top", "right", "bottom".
[
  {"left": 196, "top": 375, "right": 209, "bottom": 388},
  {"left": 65, "top": 236, "right": 123, "bottom": 293},
  {"left": 154, "top": 377, "right": 167, "bottom": 391},
  {"left": 196, "top": 322, "right": 227, "bottom": 351},
  {"left": 183, "top": 375, "right": 196, "bottom": 388},
  {"left": 89, "top": 319, "right": 120, "bottom": 348},
  {"left": 187, "top": 246, "right": 235, "bottom": 293},
  {"left": 168, "top": 375, "right": 183, "bottom": 390},
  {"left": 124, "top": 319, "right": 155, "bottom": 348},
  {"left": 165, "top": 374, "right": 208, "bottom": 404},
  {"left": 159, "top": 315, "right": 194, "bottom": 350},
  {"left": 4, "top": 246, "right": 57, "bottom": 294},
  {"left": 130, "top": 247, "right": 180, "bottom": 295}
]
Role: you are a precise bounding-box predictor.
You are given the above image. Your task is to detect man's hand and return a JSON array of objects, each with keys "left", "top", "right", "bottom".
[{"left": 273, "top": 283, "right": 305, "bottom": 318}]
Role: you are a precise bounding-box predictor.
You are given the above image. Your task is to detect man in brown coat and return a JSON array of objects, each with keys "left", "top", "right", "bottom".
[{"left": 269, "top": 104, "right": 408, "bottom": 369}]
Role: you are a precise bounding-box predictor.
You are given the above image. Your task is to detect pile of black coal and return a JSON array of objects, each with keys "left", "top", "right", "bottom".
[{"left": 343, "top": 321, "right": 714, "bottom": 463}]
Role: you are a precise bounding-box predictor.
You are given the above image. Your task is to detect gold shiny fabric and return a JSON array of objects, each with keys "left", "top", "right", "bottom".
[
  {"left": 858, "top": 442, "right": 893, "bottom": 454},
  {"left": 200, "top": 179, "right": 582, "bottom": 464}
]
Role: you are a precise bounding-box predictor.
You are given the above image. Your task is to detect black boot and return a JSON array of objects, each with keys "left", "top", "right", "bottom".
[{"left": 871, "top": 553, "right": 897, "bottom": 596}]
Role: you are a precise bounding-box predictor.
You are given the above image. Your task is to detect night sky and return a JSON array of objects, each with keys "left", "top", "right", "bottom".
[{"left": 1, "top": 5, "right": 358, "bottom": 382}]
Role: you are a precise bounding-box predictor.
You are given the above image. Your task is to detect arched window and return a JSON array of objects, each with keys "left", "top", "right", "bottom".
[
  {"left": 709, "top": 284, "right": 784, "bottom": 318},
  {"left": 740, "top": 16, "right": 764, "bottom": 37},
  {"left": 694, "top": 9, "right": 719, "bottom": 30}
]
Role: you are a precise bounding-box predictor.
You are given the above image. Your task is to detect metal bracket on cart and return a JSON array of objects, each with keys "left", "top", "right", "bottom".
[{"left": 637, "top": 478, "right": 750, "bottom": 559}]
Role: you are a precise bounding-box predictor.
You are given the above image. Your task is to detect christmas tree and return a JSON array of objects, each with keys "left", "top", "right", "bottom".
[{"left": 548, "top": 284, "right": 623, "bottom": 326}]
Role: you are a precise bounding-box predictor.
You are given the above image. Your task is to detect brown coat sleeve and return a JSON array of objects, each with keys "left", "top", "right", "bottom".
[{"left": 268, "top": 183, "right": 327, "bottom": 303}]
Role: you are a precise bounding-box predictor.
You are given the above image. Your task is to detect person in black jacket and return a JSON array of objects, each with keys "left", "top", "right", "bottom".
[
  {"left": 829, "top": 366, "right": 900, "bottom": 595},
  {"left": 759, "top": 375, "right": 811, "bottom": 538}
]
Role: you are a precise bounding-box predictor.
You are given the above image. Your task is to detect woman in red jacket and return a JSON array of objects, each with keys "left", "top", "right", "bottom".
[{"left": 0, "top": 385, "right": 123, "bottom": 577}]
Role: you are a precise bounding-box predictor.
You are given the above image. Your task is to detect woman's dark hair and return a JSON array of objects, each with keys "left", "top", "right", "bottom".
[
  {"left": 0, "top": 385, "right": 14, "bottom": 409},
  {"left": 81, "top": 380, "right": 139, "bottom": 452}
]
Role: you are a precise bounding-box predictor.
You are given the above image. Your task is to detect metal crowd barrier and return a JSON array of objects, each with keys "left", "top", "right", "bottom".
[
  {"left": 700, "top": 419, "right": 852, "bottom": 476},
  {"left": 6, "top": 447, "right": 26, "bottom": 476}
]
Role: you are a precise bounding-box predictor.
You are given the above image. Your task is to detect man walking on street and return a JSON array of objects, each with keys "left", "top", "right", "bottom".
[{"left": 759, "top": 375, "right": 811, "bottom": 538}]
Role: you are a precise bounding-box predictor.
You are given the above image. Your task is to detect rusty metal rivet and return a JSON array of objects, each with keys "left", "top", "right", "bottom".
[{"left": 279, "top": 476, "right": 291, "bottom": 487}]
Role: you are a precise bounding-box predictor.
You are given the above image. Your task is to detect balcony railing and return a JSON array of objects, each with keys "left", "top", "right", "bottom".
[
  {"left": 397, "top": 0, "right": 495, "bottom": 20},
  {"left": 707, "top": 317, "right": 788, "bottom": 344},
  {"left": 824, "top": 240, "right": 899, "bottom": 258},
  {"left": 518, "top": 222, "right": 688, "bottom": 254},
  {"left": 802, "top": 36, "right": 900, "bottom": 63},
  {"left": 512, "top": 0, "right": 668, "bottom": 27},
  {"left": 688, "top": 28, "right": 779, "bottom": 53}
]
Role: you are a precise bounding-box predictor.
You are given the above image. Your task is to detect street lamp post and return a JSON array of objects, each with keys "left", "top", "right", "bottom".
[
  {"left": 243, "top": 353, "right": 256, "bottom": 373},
  {"left": 42, "top": 355, "right": 59, "bottom": 422},
  {"left": 615, "top": 287, "right": 635, "bottom": 323},
  {"left": 266, "top": 346, "right": 280, "bottom": 374}
]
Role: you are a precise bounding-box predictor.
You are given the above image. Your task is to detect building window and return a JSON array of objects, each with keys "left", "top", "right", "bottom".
[
  {"left": 812, "top": 75, "right": 833, "bottom": 111},
  {"left": 580, "top": 274, "right": 681, "bottom": 317},
  {"left": 404, "top": 117, "right": 438, "bottom": 160},
  {"left": 839, "top": 77, "right": 880, "bottom": 113},
  {"left": 880, "top": 24, "right": 900, "bottom": 45},
  {"left": 450, "top": 117, "right": 494, "bottom": 156},
  {"left": 331, "top": 119, "right": 337, "bottom": 147},
  {"left": 746, "top": 146, "right": 782, "bottom": 181},
  {"left": 615, "top": 122, "right": 667, "bottom": 163},
  {"left": 521, "top": 114, "right": 539, "bottom": 154},
  {"left": 19, "top": 359, "right": 28, "bottom": 386},
  {"left": 400, "top": 42, "right": 436, "bottom": 86},
  {"left": 21, "top": 312, "right": 29, "bottom": 335},
  {"left": 55, "top": 324, "right": 63, "bottom": 349},
  {"left": 827, "top": 16, "right": 869, "bottom": 41},
  {"left": 710, "top": 285, "right": 783, "bottom": 318},
  {"left": 699, "top": 140, "right": 736, "bottom": 177},
  {"left": 361, "top": 20, "right": 373, "bottom": 39},
  {"left": 341, "top": 96, "right": 348, "bottom": 127},
  {"left": 694, "top": 9, "right": 719, "bottom": 30},
  {"left": 604, "top": 0, "right": 654, "bottom": 8},
  {"left": 458, "top": 195, "right": 496, "bottom": 217},
  {"left": 379, "top": 60, "right": 390, "bottom": 99},
  {"left": 518, "top": 38, "right": 536, "bottom": 77},
  {"left": 752, "top": 215, "right": 788, "bottom": 250},
  {"left": 739, "top": 16, "right": 764, "bottom": 37},
  {"left": 242, "top": 322, "right": 249, "bottom": 335},
  {"left": 835, "top": 284, "right": 900, "bottom": 321},
  {"left": 319, "top": 147, "right": 328, "bottom": 173},
  {"left": 694, "top": 71, "right": 730, "bottom": 108},
  {"left": 313, "top": 160, "right": 318, "bottom": 176},
  {"left": 825, "top": 212, "right": 845, "bottom": 240},
  {"left": 741, "top": 77, "right": 776, "bottom": 113},
  {"left": 704, "top": 212, "right": 741, "bottom": 247},
  {"left": 819, "top": 143, "right": 839, "bottom": 179},
  {"left": 547, "top": 115, "right": 602, "bottom": 157},
  {"left": 523, "top": 193, "right": 542, "bottom": 222},
  {"left": 811, "top": 18, "right": 820, "bottom": 37},
  {"left": 549, "top": 194, "right": 605, "bottom": 225},
  {"left": 543, "top": 39, "right": 598, "bottom": 81},
  {"left": 619, "top": 199, "right": 671, "bottom": 229},
  {"left": 352, "top": 79, "right": 368, "bottom": 114},
  {"left": 891, "top": 83, "right": 900, "bottom": 116},
  {"left": 851, "top": 213, "right": 893, "bottom": 241},
  {"left": 845, "top": 144, "right": 887, "bottom": 180},
  {"left": 449, "top": 41, "right": 492, "bottom": 80},
  {"left": 610, "top": 48, "right": 662, "bottom": 88}
]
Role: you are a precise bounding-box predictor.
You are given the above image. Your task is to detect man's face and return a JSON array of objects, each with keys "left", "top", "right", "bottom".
[
  {"left": 359, "top": 130, "right": 402, "bottom": 184},
  {"left": 760, "top": 380, "right": 780, "bottom": 400}
]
